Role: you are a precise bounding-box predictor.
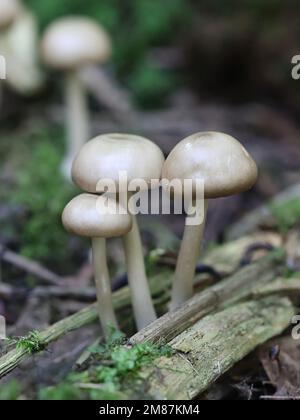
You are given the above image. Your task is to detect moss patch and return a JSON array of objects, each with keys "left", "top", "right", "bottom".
[
  {"left": 269, "top": 198, "right": 300, "bottom": 232},
  {"left": 39, "top": 329, "right": 174, "bottom": 400}
]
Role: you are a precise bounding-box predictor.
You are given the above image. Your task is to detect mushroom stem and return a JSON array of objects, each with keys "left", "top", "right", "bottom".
[
  {"left": 122, "top": 215, "right": 157, "bottom": 330},
  {"left": 63, "top": 70, "right": 89, "bottom": 178},
  {"left": 170, "top": 199, "right": 208, "bottom": 310},
  {"left": 91, "top": 237, "right": 118, "bottom": 336}
]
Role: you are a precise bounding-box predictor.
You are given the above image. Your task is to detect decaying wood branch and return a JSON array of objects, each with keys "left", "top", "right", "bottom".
[
  {"left": 0, "top": 252, "right": 283, "bottom": 379},
  {"left": 134, "top": 296, "right": 294, "bottom": 400},
  {"left": 131, "top": 254, "right": 281, "bottom": 344},
  {"left": 0, "top": 303, "right": 98, "bottom": 379},
  {"left": 253, "top": 277, "right": 300, "bottom": 301},
  {"left": 0, "top": 244, "right": 62, "bottom": 286},
  {"left": 79, "top": 66, "right": 137, "bottom": 129}
]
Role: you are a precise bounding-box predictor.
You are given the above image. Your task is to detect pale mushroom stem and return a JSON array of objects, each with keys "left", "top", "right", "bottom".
[
  {"left": 122, "top": 215, "right": 157, "bottom": 330},
  {"left": 0, "top": 82, "right": 3, "bottom": 107},
  {"left": 62, "top": 70, "right": 90, "bottom": 178},
  {"left": 170, "top": 199, "right": 208, "bottom": 310},
  {"left": 91, "top": 237, "right": 119, "bottom": 337}
]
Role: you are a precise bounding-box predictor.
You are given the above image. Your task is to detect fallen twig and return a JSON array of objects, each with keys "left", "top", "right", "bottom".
[
  {"left": 0, "top": 244, "right": 62, "bottom": 286},
  {"left": 131, "top": 254, "right": 281, "bottom": 344}
]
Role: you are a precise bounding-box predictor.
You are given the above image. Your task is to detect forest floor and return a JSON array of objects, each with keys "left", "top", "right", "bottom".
[{"left": 0, "top": 89, "right": 300, "bottom": 399}]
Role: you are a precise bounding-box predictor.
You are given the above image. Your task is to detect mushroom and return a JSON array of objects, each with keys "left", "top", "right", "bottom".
[
  {"left": 72, "top": 133, "right": 165, "bottom": 330},
  {"left": 62, "top": 193, "right": 132, "bottom": 337},
  {"left": 0, "top": 0, "right": 20, "bottom": 102},
  {"left": 41, "top": 17, "right": 111, "bottom": 178},
  {"left": 0, "top": 0, "right": 20, "bottom": 31},
  {"left": 0, "top": 0, "right": 43, "bottom": 95},
  {"left": 162, "top": 131, "right": 258, "bottom": 309}
]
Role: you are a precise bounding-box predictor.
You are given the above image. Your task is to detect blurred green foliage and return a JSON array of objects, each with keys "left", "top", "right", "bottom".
[
  {"left": 7, "top": 127, "right": 82, "bottom": 268},
  {"left": 0, "top": 380, "right": 21, "bottom": 400},
  {"left": 24, "top": 0, "right": 192, "bottom": 108},
  {"left": 270, "top": 198, "right": 300, "bottom": 232}
]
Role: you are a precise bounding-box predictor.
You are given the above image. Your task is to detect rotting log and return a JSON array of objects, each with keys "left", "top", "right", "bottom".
[
  {"left": 134, "top": 296, "right": 294, "bottom": 400},
  {"left": 0, "top": 251, "right": 283, "bottom": 379}
]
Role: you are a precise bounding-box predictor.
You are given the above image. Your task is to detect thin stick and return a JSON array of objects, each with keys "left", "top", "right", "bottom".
[
  {"left": 79, "top": 66, "right": 136, "bottom": 128},
  {"left": 0, "top": 244, "right": 62, "bottom": 286}
]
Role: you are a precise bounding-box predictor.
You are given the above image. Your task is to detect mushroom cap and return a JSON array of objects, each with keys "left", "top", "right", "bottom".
[
  {"left": 41, "top": 17, "right": 111, "bottom": 70},
  {"left": 0, "top": 0, "right": 20, "bottom": 31},
  {"left": 162, "top": 132, "right": 258, "bottom": 199},
  {"left": 72, "top": 133, "right": 165, "bottom": 193},
  {"left": 62, "top": 193, "right": 132, "bottom": 238}
]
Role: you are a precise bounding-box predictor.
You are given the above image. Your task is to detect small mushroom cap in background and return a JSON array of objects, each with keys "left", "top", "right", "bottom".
[
  {"left": 0, "top": 0, "right": 21, "bottom": 31},
  {"left": 72, "top": 133, "right": 165, "bottom": 193},
  {"left": 162, "top": 132, "right": 258, "bottom": 199},
  {"left": 62, "top": 193, "right": 132, "bottom": 238},
  {"left": 41, "top": 17, "right": 111, "bottom": 70}
]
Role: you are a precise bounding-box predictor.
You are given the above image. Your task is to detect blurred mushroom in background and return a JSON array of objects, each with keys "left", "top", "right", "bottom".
[
  {"left": 0, "top": 0, "right": 44, "bottom": 97},
  {"left": 41, "top": 17, "right": 112, "bottom": 179}
]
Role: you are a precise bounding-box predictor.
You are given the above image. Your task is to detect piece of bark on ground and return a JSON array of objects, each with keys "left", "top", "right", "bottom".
[{"left": 128, "top": 296, "right": 294, "bottom": 400}]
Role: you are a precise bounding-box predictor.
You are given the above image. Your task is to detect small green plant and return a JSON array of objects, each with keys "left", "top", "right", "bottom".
[
  {"left": 39, "top": 329, "right": 174, "bottom": 400},
  {"left": 94, "top": 341, "right": 173, "bottom": 386},
  {"left": 13, "top": 331, "right": 45, "bottom": 354}
]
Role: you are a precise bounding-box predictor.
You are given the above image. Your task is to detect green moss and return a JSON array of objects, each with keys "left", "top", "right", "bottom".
[
  {"left": 3, "top": 126, "right": 84, "bottom": 269},
  {"left": 38, "top": 382, "right": 83, "bottom": 401},
  {"left": 269, "top": 198, "right": 300, "bottom": 232},
  {"left": 38, "top": 329, "right": 173, "bottom": 400},
  {"left": 11, "top": 331, "right": 45, "bottom": 354},
  {"left": 128, "top": 62, "right": 178, "bottom": 108},
  {"left": 0, "top": 380, "right": 22, "bottom": 400}
]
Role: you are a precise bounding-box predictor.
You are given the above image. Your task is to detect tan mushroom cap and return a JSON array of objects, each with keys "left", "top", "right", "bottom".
[
  {"left": 0, "top": 0, "right": 21, "bottom": 31},
  {"left": 72, "top": 133, "right": 165, "bottom": 193},
  {"left": 41, "top": 17, "right": 111, "bottom": 70},
  {"left": 162, "top": 132, "right": 258, "bottom": 199},
  {"left": 62, "top": 193, "right": 132, "bottom": 238}
]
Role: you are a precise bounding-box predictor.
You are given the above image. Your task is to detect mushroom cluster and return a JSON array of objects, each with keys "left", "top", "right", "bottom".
[
  {"left": 62, "top": 130, "right": 257, "bottom": 338},
  {"left": 63, "top": 133, "right": 165, "bottom": 334}
]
